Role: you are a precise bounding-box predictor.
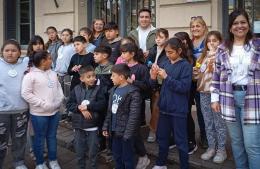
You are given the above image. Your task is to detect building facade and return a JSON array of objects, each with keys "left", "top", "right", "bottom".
[{"left": 0, "top": 0, "right": 259, "bottom": 48}]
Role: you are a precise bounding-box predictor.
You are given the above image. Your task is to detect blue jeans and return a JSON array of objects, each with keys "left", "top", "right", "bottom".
[
  {"left": 226, "top": 91, "right": 260, "bottom": 169},
  {"left": 74, "top": 129, "right": 99, "bottom": 169},
  {"left": 31, "top": 112, "right": 60, "bottom": 165},
  {"left": 156, "top": 114, "right": 189, "bottom": 169},
  {"left": 0, "top": 111, "right": 29, "bottom": 169},
  {"left": 112, "top": 136, "right": 135, "bottom": 169}
]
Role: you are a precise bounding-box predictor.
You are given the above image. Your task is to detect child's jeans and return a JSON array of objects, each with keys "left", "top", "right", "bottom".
[
  {"left": 74, "top": 129, "right": 99, "bottom": 169},
  {"left": 156, "top": 113, "right": 189, "bottom": 169},
  {"left": 31, "top": 112, "right": 60, "bottom": 165},
  {"left": 0, "top": 111, "right": 29, "bottom": 169},
  {"left": 112, "top": 136, "right": 135, "bottom": 169}
]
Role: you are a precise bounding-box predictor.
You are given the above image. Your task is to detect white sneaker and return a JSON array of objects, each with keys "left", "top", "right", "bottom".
[
  {"left": 15, "top": 164, "right": 28, "bottom": 169},
  {"left": 35, "top": 163, "right": 49, "bottom": 169},
  {"left": 135, "top": 155, "right": 150, "bottom": 169},
  {"left": 152, "top": 165, "right": 167, "bottom": 169},
  {"left": 49, "top": 160, "right": 61, "bottom": 169},
  {"left": 201, "top": 148, "right": 215, "bottom": 160},
  {"left": 147, "top": 131, "right": 156, "bottom": 143},
  {"left": 213, "top": 150, "right": 227, "bottom": 163}
]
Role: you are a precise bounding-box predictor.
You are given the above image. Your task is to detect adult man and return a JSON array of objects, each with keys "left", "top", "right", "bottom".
[{"left": 129, "top": 8, "right": 156, "bottom": 57}]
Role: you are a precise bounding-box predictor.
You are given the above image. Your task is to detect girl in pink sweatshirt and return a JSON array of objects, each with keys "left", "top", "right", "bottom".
[{"left": 22, "top": 50, "right": 64, "bottom": 169}]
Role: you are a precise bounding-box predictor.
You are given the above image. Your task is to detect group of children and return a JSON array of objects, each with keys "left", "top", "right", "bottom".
[{"left": 0, "top": 14, "right": 228, "bottom": 169}]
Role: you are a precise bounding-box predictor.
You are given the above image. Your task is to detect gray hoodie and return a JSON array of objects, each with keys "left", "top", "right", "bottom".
[{"left": 0, "top": 57, "right": 29, "bottom": 114}]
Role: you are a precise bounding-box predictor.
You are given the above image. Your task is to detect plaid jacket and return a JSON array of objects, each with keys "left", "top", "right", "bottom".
[{"left": 211, "top": 38, "right": 260, "bottom": 124}]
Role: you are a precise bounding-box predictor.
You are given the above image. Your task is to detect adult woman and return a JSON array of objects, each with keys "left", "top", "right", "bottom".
[
  {"left": 189, "top": 16, "right": 208, "bottom": 151},
  {"left": 211, "top": 9, "right": 260, "bottom": 169},
  {"left": 92, "top": 19, "right": 105, "bottom": 47}
]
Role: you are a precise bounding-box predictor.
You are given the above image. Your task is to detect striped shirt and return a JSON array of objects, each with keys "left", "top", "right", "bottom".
[{"left": 211, "top": 38, "right": 260, "bottom": 124}]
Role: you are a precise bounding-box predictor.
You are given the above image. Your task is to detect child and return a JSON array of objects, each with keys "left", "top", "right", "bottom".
[
  {"left": 0, "top": 39, "right": 29, "bottom": 169},
  {"left": 45, "top": 26, "right": 62, "bottom": 68},
  {"left": 67, "top": 66, "right": 107, "bottom": 169},
  {"left": 22, "top": 50, "right": 64, "bottom": 169},
  {"left": 68, "top": 36, "right": 96, "bottom": 90},
  {"left": 194, "top": 31, "right": 227, "bottom": 163},
  {"left": 115, "top": 37, "right": 136, "bottom": 64},
  {"left": 146, "top": 28, "right": 169, "bottom": 143},
  {"left": 102, "top": 64, "right": 141, "bottom": 169},
  {"left": 101, "top": 22, "right": 122, "bottom": 63},
  {"left": 120, "top": 43, "right": 150, "bottom": 169},
  {"left": 150, "top": 37, "right": 192, "bottom": 169},
  {"left": 79, "top": 27, "right": 96, "bottom": 53}
]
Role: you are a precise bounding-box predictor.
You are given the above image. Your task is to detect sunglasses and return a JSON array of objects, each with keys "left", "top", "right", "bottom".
[{"left": 191, "top": 16, "right": 203, "bottom": 20}]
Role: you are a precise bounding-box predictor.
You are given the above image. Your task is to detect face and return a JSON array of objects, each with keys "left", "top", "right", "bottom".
[
  {"left": 47, "top": 29, "right": 58, "bottom": 41},
  {"left": 74, "top": 41, "right": 86, "bottom": 54},
  {"left": 207, "top": 35, "right": 220, "bottom": 51},
  {"left": 80, "top": 71, "right": 96, "bottom": 86},
  {"left": 32, "top": 43, "right": 44, "bottom": 52},
  {"left": 94, "top": 52, "right": 107, "bottom": 63},
  {"left": 79, "top": 31, "right": 90, "bottom": 42},
  {"left": 230, "top": 15, "right": 250, "bottom": 40},
  {"left": 41, "top": 55, "right": 52, "bottom": 70},
  {"left": 138, "top": 11, "right": 151, "bottom": 29},
  {"left": 93, "top": 20, "right": 104, "bottom": 33},
  {"left": 111, "top": 72, "right": 124, "bottom": 86},
  {"left": 165, "top": 45, "right": 181, "bottom": 62},
  {"left": 155, "top": 32, "right": 168, "bottom": 47},
  {"left": 190, "top": 21, "right": 206, "bottom": 38},
  {"left": 105, "top": 29, "right": 118, "bottom": 40},
  {"left": 61, "top": 31, "right": 72, "bottom": 44},
  {"left": 2, "top": 44, "right": 21, "bottom": 64},
  {"left": 121, "top": 51, "right": 134, "bottom": 63}
]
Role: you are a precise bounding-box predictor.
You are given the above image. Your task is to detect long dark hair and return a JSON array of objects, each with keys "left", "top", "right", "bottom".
[
  {"left": 226, "top": 9, "right": 253, "bottom": 53},
  {"left": 165, "top": 37, "right": 188, "bottom": 61},
  {"left": 45, "top": 26, "right": 60, "bottom": 49},
  {"left": 32, "top": 50, "right": 50, "bottom": 68},
  {"left": 120, "top": 43, "right": 144, "bottom": 64},
  {"left": 174, "top": 32, "right": 195, "bottom": 64},
  {"left": 61, "top": 28, "right": 73, "bottom": 44}
]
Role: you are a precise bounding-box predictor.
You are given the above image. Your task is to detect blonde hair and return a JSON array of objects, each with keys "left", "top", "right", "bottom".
[{"left": 190, "top": 17, "right": 208, "bottom": 39}]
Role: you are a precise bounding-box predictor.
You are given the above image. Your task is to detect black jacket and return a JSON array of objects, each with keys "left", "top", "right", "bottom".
[
  {"left": 102, "top": 85, "right": 141, "bottom": 140},
  {"left": 146, "top": 45, "right": 168, "bottom": 68},
  {"left": 101, "top": 37, "right": 122, "bottom": 64},
  {"left": 66, "top": 82, "right": 107, "bottom": 129}
]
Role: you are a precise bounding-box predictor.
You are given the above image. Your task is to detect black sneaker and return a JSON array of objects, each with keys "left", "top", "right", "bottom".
[{"left": 188, "top": 141, "right": 198, "bottom": 155}]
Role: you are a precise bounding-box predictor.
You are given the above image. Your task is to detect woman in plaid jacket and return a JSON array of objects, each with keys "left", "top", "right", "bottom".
[{"left": 211, "top": 9, "right": 260, "bottom": 169}]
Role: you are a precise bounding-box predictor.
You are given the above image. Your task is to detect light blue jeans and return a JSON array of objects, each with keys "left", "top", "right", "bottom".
[{"left": 226, "top": 91, "right": 260, "bottom": 169}]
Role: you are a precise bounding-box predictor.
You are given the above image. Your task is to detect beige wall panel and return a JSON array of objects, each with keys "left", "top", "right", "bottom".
[{"left": 41, "top": 0, "right": 74, "bottom": 14}]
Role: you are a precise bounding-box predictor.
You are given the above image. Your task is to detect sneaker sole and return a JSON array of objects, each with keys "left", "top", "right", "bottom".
[{"left": 188, "top": 145, "right": 198, "bottom": 155}]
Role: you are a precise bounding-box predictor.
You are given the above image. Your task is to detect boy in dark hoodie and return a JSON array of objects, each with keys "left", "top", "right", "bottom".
[
  {"left": 103, "top": 64, "right": 141, "bottom": 169},
  {"left": 67, "top": 66, "right": 107, "bottom": 169},
  {"left": 101, "top": 22, "right": 122, "bottom": 64}
]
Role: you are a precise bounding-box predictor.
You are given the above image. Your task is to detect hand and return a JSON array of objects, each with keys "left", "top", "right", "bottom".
[
  {"left": 211, "top": 102, "right": 221, "bottom": 113},
  {"left": 143, "top": 51, "right": 149, "bottom": 58},
  {"left": 158, "top": 68, "right": 167, "bottom": 79},
  {"left": 81, "top": 110, "right": 92, "bottom": 119},
  {"left": 78, "top": 104, "right": 87, "bottom": 111},
  {"left": 127, "top": 78, "right": 133, "bottom": 84},
  {"left": 72, "top": 65, "right": 82, "bottom": 72},
  {"left": 150, "top": 64, "right": 159, "bottom": 79},
  {"left": 103, "top": 130, "right": 109, "bottom": 137}
]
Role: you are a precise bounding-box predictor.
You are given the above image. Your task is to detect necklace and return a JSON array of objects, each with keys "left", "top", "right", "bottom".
[{"left": 0, "top": 58, "right": 18, "bottom": 77}]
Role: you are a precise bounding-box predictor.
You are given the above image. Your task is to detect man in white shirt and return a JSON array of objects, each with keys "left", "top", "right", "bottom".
[{"left": 129, "top": 8, "right": 156, "bottom": 58}]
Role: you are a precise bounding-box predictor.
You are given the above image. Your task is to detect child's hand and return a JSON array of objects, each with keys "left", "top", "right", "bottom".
[
  {"left": 72, "top": 65, "right": 79, "bottom": 72},
  {"left": 78, "top": 104, "right": 87, "bottom": 111},
  {"left": 150, "top": 64, "right": 159, "bottom": 79},
  {"left": 158, "top": 68, "right": 167, "bottom": 79},
  {"left": 82, "top": 110, "right": 92, "bottom": 119},
  {"left": 143, "top": 51, "right": 149, "bottom": 58},
  {"left": 103, "top": 130, "right": 109, "bottom": 137},
  {"left": 127, "top": 78, "right": 134, "bottom": 84}
]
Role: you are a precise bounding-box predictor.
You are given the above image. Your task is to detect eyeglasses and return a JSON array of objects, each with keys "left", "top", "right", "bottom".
[{"left": 191, "top": 16, "right": 203, "bottom": 20}]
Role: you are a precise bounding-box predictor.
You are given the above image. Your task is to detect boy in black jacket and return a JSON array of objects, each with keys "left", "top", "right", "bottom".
[
  {"left": 67, "top": 66, "right": 107, "bottom": 169},
  {"left": 103, "top": 64, "right": 141, "bottom": 169}
]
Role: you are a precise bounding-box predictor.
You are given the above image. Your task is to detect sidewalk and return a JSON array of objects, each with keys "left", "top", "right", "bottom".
[{"left": 57, "top": 115, "right": 235, "bottom": 169}]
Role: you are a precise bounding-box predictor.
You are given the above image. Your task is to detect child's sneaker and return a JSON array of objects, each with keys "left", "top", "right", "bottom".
[
  {"left": 136, "top": 154, "right": 150, "bottom": 169},
  {"left": 35, "top": 163, "right": 49, "bottom": 169},
  {"left": 201, "top": 148, "right": 215, "bottom": 160},
  {"left": 49, "top": 160, "right": 61, "bottom": 169},
  {"left": 152, "top": 165, "right": 167, "bottom": 169},
  {"left": 188, "top": 141, "right": 198, "bottom": 155},
  {"left": 213, "top": 150, "right": 227, "bottom": 163},
  {"left": 15, "top": 164, "right": 28, "bottom": 169},
  {"left": 147, "top": 131, "right": 156, "bottom": 143}
]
